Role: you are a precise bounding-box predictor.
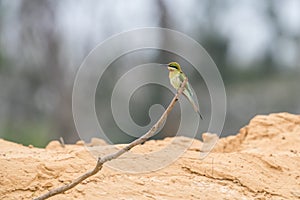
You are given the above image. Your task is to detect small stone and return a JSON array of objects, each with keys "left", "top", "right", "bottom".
[
  {"left": 90, "top": 138, "right": 107, "bottom": 146},
  {"left": 44, "top": 182, "right": 53, "bottom": 188},
  {"left": 46, "top": 141, "right": 62, "bottom": 150},
  {"left": 76, "top": 140, "right": 85, "bottom": 146},
  {"left": 200, "top": 133, "right": 219, "bottom": 153}
]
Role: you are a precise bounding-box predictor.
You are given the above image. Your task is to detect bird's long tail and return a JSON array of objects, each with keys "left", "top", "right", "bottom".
[{"left": 184, "top": 93, "right": 203, "bottom": 120}]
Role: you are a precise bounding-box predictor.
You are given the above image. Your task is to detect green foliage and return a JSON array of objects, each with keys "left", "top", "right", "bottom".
[{"left": 1, "top": 121, "right": 52, "bottom": 147}]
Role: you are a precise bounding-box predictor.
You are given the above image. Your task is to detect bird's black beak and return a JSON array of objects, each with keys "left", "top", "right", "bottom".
[{"left": 159, "top": 64, "right": 168, "bottom": 67}]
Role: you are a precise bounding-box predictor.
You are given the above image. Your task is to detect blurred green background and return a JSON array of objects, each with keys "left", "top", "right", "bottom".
[{"left": 0, "top": 0, "right": 299, "bottom": 147}]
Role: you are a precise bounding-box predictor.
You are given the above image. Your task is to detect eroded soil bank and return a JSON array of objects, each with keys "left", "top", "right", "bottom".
[{"left": 1, "top": 113, "right": 300, "bottom": 199}]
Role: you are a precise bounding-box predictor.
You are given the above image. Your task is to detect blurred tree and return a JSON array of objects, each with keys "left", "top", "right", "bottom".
[
  {"left": 16, "top": 0, "right": 76, "bottom": 143},
  {"left": 0, "top": 0, "right": 299, "bottom": 146},
  {"left": 201, "top": 0, "right": 231, "bottom": 81}
]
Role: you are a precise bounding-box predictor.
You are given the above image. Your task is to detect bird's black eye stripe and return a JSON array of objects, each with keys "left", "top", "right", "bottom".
[{"left": 169, "top": 65, "right": 178, "bottom": 69}]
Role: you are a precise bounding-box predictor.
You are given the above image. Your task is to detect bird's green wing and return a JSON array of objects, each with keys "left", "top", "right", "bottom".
[
  {"left": 179, "top": 73, "right": 203, "bottom": 119},
  {"left": 179, "top": 73, "right": 193, "bottom": 96}
]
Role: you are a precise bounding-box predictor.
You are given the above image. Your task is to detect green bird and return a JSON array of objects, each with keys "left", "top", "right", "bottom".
[{"left": 165, "top": 62, "right": 203, "bottom": 119}]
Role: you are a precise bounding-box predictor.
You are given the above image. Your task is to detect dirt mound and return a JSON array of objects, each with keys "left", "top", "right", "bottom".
[{"left": 1, "top": 113, "right": 300, "bottom": 199}]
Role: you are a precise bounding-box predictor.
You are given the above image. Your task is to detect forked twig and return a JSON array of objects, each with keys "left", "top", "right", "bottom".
[{"left": 33, "top": 78, "right": 188, "bottom": 200}]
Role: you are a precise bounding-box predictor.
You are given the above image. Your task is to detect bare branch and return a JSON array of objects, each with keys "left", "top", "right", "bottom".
[
  {"left": 59, "top": 137, "right": 65, "bottom": 148},
  {"left": 33, "top": 78, "right": 188, "bottom": 200}
]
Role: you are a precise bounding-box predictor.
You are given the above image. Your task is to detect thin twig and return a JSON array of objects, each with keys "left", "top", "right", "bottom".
[
  {"left": 33, "top": 78, "right": 188, "bottom": 200},
  {"left": 59, "top": 137, "right": 65, "bottom": 148}
]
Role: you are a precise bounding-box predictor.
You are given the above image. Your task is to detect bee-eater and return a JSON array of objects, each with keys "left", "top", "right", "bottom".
[{"left": 165, "top": 62, "right": 203, "bottom": 119}]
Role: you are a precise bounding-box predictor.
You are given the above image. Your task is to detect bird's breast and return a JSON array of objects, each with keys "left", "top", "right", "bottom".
[{"left": 169, "top": 73, "right": 181, "bottom": 89}]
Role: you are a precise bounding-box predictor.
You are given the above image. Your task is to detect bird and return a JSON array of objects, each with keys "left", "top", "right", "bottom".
[{"left": 165, "top": 61, "right": 203, "bottom": 119}]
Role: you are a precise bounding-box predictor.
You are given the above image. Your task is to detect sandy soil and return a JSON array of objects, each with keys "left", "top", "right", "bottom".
[{"left": 1, "top": 113, "right": 300, "bottom": 200}]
